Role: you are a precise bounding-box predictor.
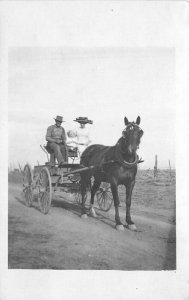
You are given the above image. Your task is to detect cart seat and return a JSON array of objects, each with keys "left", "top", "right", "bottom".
[
  {"left": 42, "top": 144, "right": 78, "bottom": 166},
  {"left": 43, "top": 144, "right": 55, "bottom": 165},
  {"left": 44, "top": 144, "right": 53, "bottom": 154}
]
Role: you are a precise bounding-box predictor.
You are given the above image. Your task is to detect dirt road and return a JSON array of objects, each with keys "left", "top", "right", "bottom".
[{"left": 8, "top": 177, "right": 176, "bottom": 270}]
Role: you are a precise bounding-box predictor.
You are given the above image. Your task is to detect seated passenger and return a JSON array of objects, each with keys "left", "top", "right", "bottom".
[
  {"left": 46, "top": 115, "right": 68, "bottom": 166},
  {"left": 66, "top": 130, "right": 79, "bottom": 163},
  {"left": 73, "top": 117, "right": 93, "bottom": 156},
  {"left": 67, "top": 130, "right": 78, "bottom": 148}
]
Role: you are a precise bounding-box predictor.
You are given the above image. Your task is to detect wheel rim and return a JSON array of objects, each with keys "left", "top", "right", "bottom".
[
  {"left": 38, "top": 167, "right": 52, "bottom": 214},
  {"left": 23, "top": 164, "right": 33, "bottom": 207},
  {"left": 96, "top": 182, "right": 113, "bottom": 212},
  {"left": 39, "top": 191, "right": 51, "bottom": 214}
]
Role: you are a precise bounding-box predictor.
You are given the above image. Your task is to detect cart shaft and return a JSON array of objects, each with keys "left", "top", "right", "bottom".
[{"left": 63, "top": 165, "right": 95, "bottom": 176}]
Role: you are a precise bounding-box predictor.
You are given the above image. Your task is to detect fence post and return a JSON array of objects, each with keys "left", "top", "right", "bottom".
[
  {"left": 169, "top": 159, "right": 172, "bottom": 181},
  {"left": 18, "top": 163, "right": 23, "bottom": 174},
  {"left": 154, "top": 154, "right": 158, "bottom": 179}
]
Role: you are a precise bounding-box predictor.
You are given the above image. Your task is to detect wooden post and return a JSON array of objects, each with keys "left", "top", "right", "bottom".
[
  {"left": 154, "top": 154, "right": 158, "bottom": 178},
  {"left": 137, "top": 161, "right": 140, "bottom": 178},
  {"left": 169, "top": 159, "right": 172, "bottom": 181},
  {"left": 18, "top": 163, "right": 23, "bottom": 174}
]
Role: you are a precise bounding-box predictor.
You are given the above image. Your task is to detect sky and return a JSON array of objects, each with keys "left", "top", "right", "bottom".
[
  {"left": 8, "top": 46, "right": 175, "bottom": 169},
  {"left": 5, "top": 1, "right": 182, "bottom": 169}
]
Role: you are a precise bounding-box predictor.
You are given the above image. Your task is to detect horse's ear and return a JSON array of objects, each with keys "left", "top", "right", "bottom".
[
  {"left": 124, "top": 117, "right": 129, "bottom": 125},
  {"left": 136, "top": 116, "right": 140, "bottom": 125}
]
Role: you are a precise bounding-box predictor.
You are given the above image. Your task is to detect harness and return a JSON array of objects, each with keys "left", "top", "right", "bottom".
[
  {"left": 81, "top": 126, "right": 144, "bottom": 172},
  {"left": 114, "top": 141, "right": 139, "bottom": 168}
]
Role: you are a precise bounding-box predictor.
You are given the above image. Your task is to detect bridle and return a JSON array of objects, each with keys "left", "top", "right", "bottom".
[
  {"left": 114, "top": 123, "right": 142, "bottom": 168},
  {"left": 115, "top": 141, "right": 139, "bottom": 168}
]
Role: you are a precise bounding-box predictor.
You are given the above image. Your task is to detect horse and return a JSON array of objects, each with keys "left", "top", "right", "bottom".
[{"left": 79, "top": 116, "right": 144, "bottom": 231}]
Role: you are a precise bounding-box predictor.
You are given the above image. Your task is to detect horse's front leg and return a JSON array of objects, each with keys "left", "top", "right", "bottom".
[
  {"left": 111, "top": 183, "right": 124, "bottom": 231},
  {"left": 125, "top": 180, "right": 137, "bottom": 231},
  {"left": 88, "top": 179, "right": 101, "bottom": 218}
]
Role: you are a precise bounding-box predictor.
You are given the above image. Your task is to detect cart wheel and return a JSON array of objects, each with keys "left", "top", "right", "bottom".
[
  {"left": 96, "top": 182, "right": 113, "bottom": 212},
  {"left": 23, "top": 164, "right": 34, "bottom": 207},
  {"left": 38, "top": 167, "right": 52, "bottom": 214}
]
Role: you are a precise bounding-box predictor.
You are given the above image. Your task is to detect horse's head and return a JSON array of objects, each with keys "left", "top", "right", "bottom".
[{"left": 122, "top": 116, "right": 144, "bottom": 155}]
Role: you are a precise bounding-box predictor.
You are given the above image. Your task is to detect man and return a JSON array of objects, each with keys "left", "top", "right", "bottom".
[
  {"left": 46, "top": 115, "right": 68, "bottom": 166},
  {"left": 73, "top": 117, "right": 93, "bottom": 156}
]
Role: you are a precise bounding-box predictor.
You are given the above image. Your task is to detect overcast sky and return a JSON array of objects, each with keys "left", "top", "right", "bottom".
[
  {"left": 5, "top": 1, "right": 182, "bottom": 169},
  {"left": 9, "top": 46, "right": 175, "bottom": 169}
]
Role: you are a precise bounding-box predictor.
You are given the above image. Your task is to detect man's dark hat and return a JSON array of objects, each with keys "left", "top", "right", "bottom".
[
  {"left": 54, "top": 115, "right": 65, "bottom": 123},
  {"left": 74, "top": 117, "right": 93, "bottom": 124}
]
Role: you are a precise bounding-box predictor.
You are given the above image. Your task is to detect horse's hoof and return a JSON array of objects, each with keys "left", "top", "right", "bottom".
[
  {"left": 81, "top": 214, "right": 88, "bottom": 219},
  {"left": 128, "top": 224, "right": 137, "bottom": 231},
  {"left": 116, "top": 225, "right": 124, "bottom": 231}
]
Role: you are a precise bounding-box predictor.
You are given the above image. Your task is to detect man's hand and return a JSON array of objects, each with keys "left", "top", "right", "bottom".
[{"left": 56, "top": 139, "right": 63, "bottom": 144}]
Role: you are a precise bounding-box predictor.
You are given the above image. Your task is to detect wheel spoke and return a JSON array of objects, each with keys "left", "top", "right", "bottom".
[
  {"left": 103, "top": 193, "right": 108, "bottom": 208},
  {"left": 75, "top": 192, "right": 81, "bottom": 204},
  {"left": 97, "top": 192, "right": 103, "bottom": 205},
  {"left": 96, "top": 183, "right": 113, "bottom": 212}
]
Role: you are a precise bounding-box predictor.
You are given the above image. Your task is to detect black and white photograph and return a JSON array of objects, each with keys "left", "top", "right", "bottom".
[
  {"left": 1, "top": 1, "right": 189, "bottom": 299},
  {"left": 8, "top": 46, "right": 176, "bottom": 270}
]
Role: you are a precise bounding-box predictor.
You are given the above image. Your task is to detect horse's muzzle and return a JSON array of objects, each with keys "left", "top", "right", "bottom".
[
  {"left": 128, "top": 144, "right": 138, "bottom": 154},
  {"left": 128, "top": 144, "right": 132, "bottom": 154}
]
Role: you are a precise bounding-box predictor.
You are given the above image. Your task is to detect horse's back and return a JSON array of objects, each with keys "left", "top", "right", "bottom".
[{"left": 81, "top": 144, "right": 111, "bottom": 166}]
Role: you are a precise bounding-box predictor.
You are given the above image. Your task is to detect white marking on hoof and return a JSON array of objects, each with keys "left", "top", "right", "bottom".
[
  {"left": 116, "top": 225, "right": 124, "bottom": 231},
  {"left": 128, "top": 224, "right": 137, "bottom": 231},
  {"left": 89, "top": 207, "right": 97, "bottom": 218},
  {"left": 81, "top": 214, "right": 88, "bottom": 219}
]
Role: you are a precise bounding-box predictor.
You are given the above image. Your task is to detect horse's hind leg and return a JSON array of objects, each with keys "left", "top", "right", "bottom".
[
  {"left": 89, "top": 179, "right": 101, "bottom": 218},
  {"left": 80, "top": 175, "right": 89, "bottom": 218}
]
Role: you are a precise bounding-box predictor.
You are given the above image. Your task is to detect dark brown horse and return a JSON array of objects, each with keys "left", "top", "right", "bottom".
[{"left": 80, "top": 116, "right": 144, "bottom": 230}]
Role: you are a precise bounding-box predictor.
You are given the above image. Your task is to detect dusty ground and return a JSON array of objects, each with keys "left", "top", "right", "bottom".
[{"left": 8, "top": 169, "right": 176, "bottom": 270}]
